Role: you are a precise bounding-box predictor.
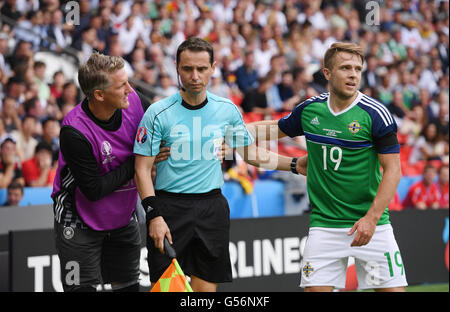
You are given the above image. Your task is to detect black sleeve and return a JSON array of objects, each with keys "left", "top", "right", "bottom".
[
  {"left": 373, "top": 130, "right": 399, "bottom": 153},
  {"left": 59, "top": 126, "right": 135, "bottom": 201},
  {"left": 136, "top": 89, "right": 152, "bottom": 112}
]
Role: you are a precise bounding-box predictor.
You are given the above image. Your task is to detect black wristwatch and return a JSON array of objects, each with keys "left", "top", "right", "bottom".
[{"left": 290, "top": 157, "right": 299, "bottom": 174}]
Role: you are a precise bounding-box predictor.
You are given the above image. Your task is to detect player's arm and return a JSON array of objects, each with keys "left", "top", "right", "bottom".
[
  {"left": 236, "top": 143, "right": 306, "bottom": 175},
  {"left": 60, "top": 126, "right": 135, "bottom": 201},
  {"left": 349, "top": 152, "right": 401, "bottom": 247},
  {"left": 135, "top": 154, "right": 172, "bottom": 254},
  {"left": 246, "top": 120, "right": 288, "bottom": 142},
  {"left": 244, "top": 120, "right": 307, "bottom": 175}
]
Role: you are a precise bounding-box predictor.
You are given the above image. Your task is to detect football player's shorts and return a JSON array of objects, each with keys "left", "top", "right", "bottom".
[{"left": 300, "top": 224, "right": 408, "bottom": 290}]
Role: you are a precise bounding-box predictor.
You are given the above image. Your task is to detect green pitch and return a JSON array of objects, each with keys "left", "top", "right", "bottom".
[
  {"left": 405, "top": 283, "right": 449, "bottom": 292},
  {"left": 355, "top": 283, "right": 449, "bottom": 292}
]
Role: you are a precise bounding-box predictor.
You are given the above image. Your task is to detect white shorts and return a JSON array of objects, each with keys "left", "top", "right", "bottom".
[{"left": 300, "top": 224, "right": 408, "bottom": 290}]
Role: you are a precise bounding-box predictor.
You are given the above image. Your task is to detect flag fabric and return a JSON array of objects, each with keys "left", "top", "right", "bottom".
[{"left": 150, "top": 259, "right": 193, "bottom": 292}]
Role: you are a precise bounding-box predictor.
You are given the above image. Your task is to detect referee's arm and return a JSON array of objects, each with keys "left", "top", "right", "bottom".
[
  {"left": 135, "top": 154, "right": 172, "bottom": 253},
  {"left": 134, "top": 154, "right": 156, "bottom": 200}
]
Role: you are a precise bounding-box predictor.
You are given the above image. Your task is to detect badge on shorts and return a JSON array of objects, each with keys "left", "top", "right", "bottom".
[
  {"left": 302, "top": 262, "right": 314, "bottom": 277},
  {"left": 63, "top": 226, "right": 74, "bottom": 240}
]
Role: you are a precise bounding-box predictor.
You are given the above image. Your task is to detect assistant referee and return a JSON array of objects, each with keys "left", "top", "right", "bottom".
[{"left": 134, "top": 37, "right": 303, "bottom": 292}]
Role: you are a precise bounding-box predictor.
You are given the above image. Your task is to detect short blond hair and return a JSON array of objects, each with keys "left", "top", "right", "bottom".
[
  {"left": 78, "top": 52, "right": 124, "bottom": 99},
  {"left": 323, "top": 42, "right": 364, "bottom": 70}
]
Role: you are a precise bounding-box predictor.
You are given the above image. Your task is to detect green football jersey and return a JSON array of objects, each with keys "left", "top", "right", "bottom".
[{"left": 278, "top": 92, "right": 400, "bottom": 228}]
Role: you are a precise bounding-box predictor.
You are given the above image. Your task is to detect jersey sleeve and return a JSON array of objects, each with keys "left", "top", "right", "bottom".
[
  {"left": 370, "top": 108, "right": 400, "bottom": 154},
  {"left": 277, "top": 100, "right": 307, "bottom": 137},
  {"left": 224, "top": 105, "right": 254, "bottom": 148},
  {"left": 133, "top": 106, "right": 163, "bottom": 157}
]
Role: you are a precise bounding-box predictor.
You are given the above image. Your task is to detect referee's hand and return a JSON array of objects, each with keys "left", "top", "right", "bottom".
[{"left": 149, "top": 216, "right": 173, "bottom": 254}]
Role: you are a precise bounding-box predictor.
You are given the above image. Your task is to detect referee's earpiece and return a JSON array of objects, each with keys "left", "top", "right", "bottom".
[{"left": 177, "top": 69, "right": 186, "bottom": 92}]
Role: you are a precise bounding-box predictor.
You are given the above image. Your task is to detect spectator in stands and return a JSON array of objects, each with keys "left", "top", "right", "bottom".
[
  {"left": 436, "top": 164, "right": 449, "bottom": 209},
  {"left": 148, "top": 44, "right": 178, "bottom": 85},
  {"left": 403, "top": 163, "right": 440, "bottom": 210},
  {"left": 277, "top": 70, "right": 295, "bottom": 101},
  {"left": 2, "top": 181, "right": 24, "bottom": 206},
  {"left": 23, "top": 96, "right": 44, "bottom": 123},
  {"left": 0, "top": 32, "right": 11, "bottom": 89},
  {"left": 13, "top": 10, "right": 44, "bottom": 51},
  {"left": 56, "top": 82, "right": 79, "bottom": 110},
  {"left": 0, "top": 0, "right": 21, "bottom": 21},
  {"left": 0, "top": 118, "right": 7, "bottom": 142},
  {"left": 388, "top": 90, "right": 409, "bottom": 120},
  {"left": 21, "top": 141, "right": 56, "bottom": 187},
  {"left": 5, "top": 76, "right": 26, "bottom": 104},
  {"left": 434, "top": 94, "right": 449, "bottom": 139},
  {"left": 208, "top": 68, "right": 231, "bottom": 99},
  {"left": 38, "top": 117, "right": 60, "bottom": 165},
  {"left": 235, "top": 50, "right": 259, "bottom": 94},
  {"left": 154, "top": 72, "right": 178, "bottom": 98},
  {"left": 5, "top": 40, "right": 33, "bottom": 75},
  {"left": 0, "top": 136, "right": 24, "bottom": 188},
  {"left": 377, "top": 73, "right": 394, "bottom": 106},
  {"left": 409, "top": 122, "right": 446, "bottom": 163},
  {"left": 240, "top": 71, "right": 275, "bottom": 115},
  {"left": 46, "top": 9, "right": 70, "bottom": 52},
  {"left": 399, "top": 104, "right": 428, "bottom": 146},
  {"left": 1, "top": 96, "right": 21, "bottom": 132},
  {"left": 49, "top": 70, "right": 66, "bottom": 104},
  {"left": 33, "top": 61, "right": 50, "bottom": 103},
  {"left": 254, "top": 37, "right": 278, "bottom": 78},
  {"left": 12, "top": 114, "right": 38, "bottom": 162},
  {"left": 73, "top": 26, "right": 105, "bottom": 63},
  {"left": 291, "top": 66, "right": 319, "bottom": 103},
  {"left": 361, "top": 55, "right": 380, "bottom": 90}
]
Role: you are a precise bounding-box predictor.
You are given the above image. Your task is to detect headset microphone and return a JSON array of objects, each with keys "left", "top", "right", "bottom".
[{"left": 177, "top": 73, "right": 186, "bottom": 92}]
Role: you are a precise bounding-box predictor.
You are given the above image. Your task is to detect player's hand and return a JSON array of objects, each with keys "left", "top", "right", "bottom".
[
  {"left": 152, "top": 141, "right": 170, "bottom": 182},
  {"left": 149, "top": 216, "right": 173, "bottom": 254},
  {"left": 296, "top": 155, "right": 308, "bottom": 176},
  {"left": 348, "top": 215, "right": 377, "bottom": 247},
  {"left": 219, "top": 139, "right": 228, "bottom": 164},
  {"left": 155, "top": 141, "right": 170, "bottom": 164}
]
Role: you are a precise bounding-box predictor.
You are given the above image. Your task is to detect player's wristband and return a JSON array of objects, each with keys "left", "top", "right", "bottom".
[
  {"left": 142, "top": 196, "right": 161, "bottom": 222},
  {"left": 290, "top": 157, "right": 299, "bottom": 174}
]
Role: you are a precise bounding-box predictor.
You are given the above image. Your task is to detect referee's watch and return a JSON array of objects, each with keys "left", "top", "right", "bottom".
[{"left": 290, "top": 157, "right": 299, "bottom": 174}]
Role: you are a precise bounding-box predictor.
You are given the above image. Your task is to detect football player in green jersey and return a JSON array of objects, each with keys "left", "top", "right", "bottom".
[{"left": 247, "top": 42, "right": 407, "bottom": 292}]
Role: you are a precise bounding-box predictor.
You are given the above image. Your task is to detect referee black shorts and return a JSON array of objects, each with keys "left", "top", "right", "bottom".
[
  {"left": 147, "top": 189, "right": 232, "bottom": 284},
  {"left": 54, "top": 217, "right": 141, "bottom": 291}
]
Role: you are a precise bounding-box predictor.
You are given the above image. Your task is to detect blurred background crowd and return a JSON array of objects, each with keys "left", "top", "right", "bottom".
[{"left": 0, "top": 0, "right": 448, "bottom": 212}]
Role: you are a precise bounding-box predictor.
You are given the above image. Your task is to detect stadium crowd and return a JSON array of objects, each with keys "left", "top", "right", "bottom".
[{"left": 0, "top": 0, "right": 448, "bottom": 210}]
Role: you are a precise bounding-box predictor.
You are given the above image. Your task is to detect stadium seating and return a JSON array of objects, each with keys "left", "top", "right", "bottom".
[
  {"left": 0, "top": 187, "right": 53, "bottom": 207},
  {"left": 397, "top": 175, "right": 422, "bottom": 201},
  {"left": 222, "top": 180, "right": 285, "bottom": 218},
  {"left": 1, "top": 183, "right": 286, "bottom": 218}
]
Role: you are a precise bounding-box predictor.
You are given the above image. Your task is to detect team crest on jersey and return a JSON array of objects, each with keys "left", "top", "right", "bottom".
[
  {"left": 347, "top": 120, "right": 362, "bottom": 134},
  {"left": 136, "top": 127, "right": 147, "bottom": 144},
  {"left": 302, "top": 262, "right": 314, "bottom": 277}
]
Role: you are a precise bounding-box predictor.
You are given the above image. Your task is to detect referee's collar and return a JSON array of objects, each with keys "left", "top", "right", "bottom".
[{"left": 181, "top": 96, "right": 208, "bottom": 110}]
